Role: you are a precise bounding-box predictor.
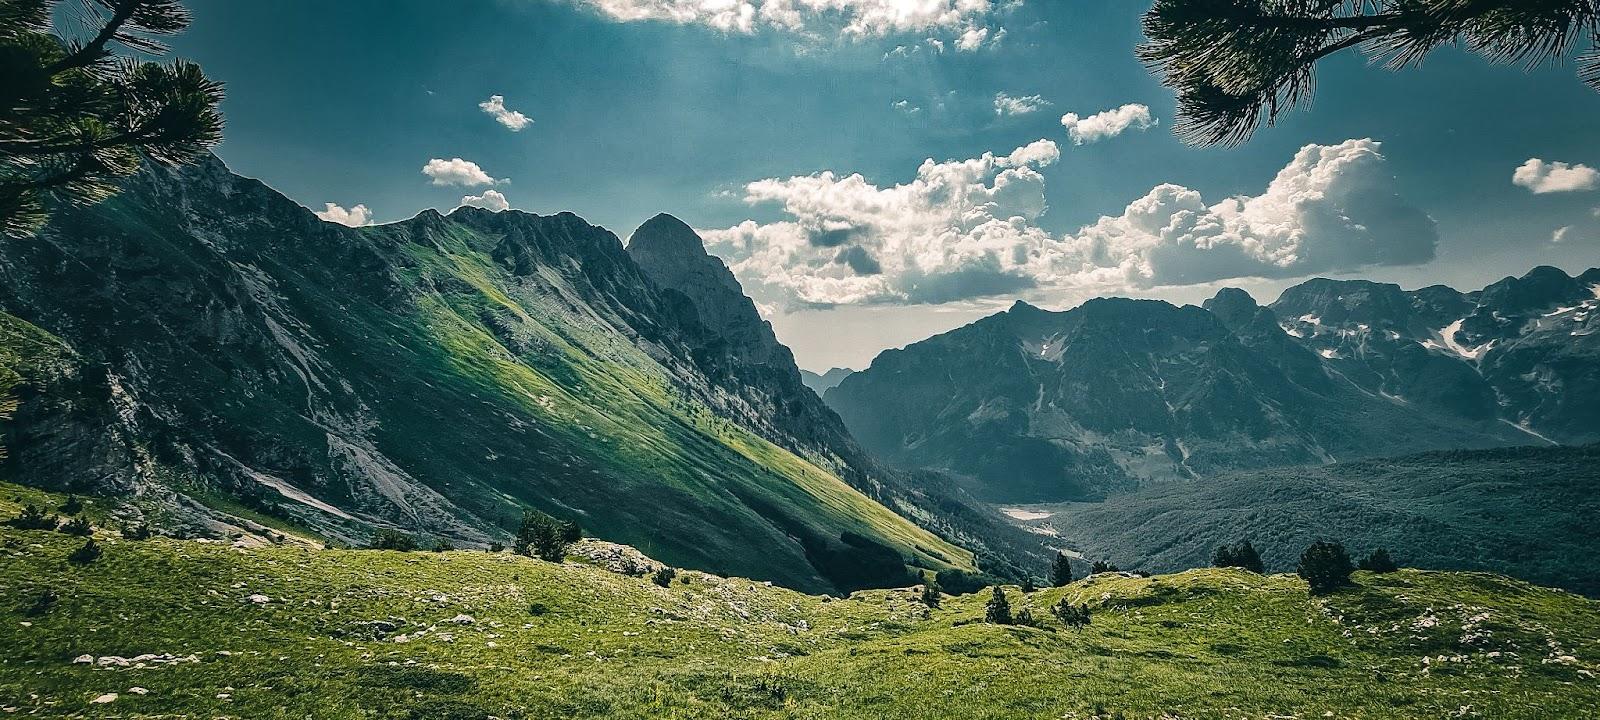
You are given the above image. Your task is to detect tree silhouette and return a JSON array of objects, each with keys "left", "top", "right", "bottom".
[
  {"left": 1297, "top": 540, "right": 1355, "bottom": 595},
  {"left": 1140, "top": 0, "right": 1600, "bottom": 146},
  {"left": 1049, "top": 552, "right": 1074, "bottom": 587},
  {"left": 1, "top": 0, "right": 224, "bottom": 237}
]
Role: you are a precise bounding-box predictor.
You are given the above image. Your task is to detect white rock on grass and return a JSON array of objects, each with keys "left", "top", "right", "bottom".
[
  {"left": 245, "top": 594, "right": 271, "bottom": 604},
  {"left": 72, "top": 655, "right": 94, "bottom": 664},
  {"left": 127, "top": 687, "right": 149, "bottom": 695},
  {"left": 91, "top": 693, "right": 118, "bottom": 704},
  {"left": 446, "top": 614, "right": 475, "bottom": 625}
]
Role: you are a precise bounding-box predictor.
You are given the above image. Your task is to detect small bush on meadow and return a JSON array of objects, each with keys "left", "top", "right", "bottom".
[
  {"left": 59, "top": 495, "right": 83, "bottom": 515},
  {"left": 68, "top": 538, "right": 102, "bottom": 565},
  {"left": 368, "top": 529, "right": 420, "bottom": 551},
  {"left": 59, "top": 516, "right": 93, "bottom": 537},
  {"left": 652, "top": 566, "right": 677, "bottom": 587},
  {"left": 1359, "top": 548, "right": 1399, "bottom": 573},
  {"left": 6, "top": 504, "right": 58, "bottom": 531},
  {"left": 1213, "top": 540, "right": 1265, "bottom": 573},
  {"left": 120, "top": 522, "right": 153, "bottom": 540}
]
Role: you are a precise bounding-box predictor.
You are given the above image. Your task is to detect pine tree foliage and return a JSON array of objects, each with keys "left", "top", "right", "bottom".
[
  {"left": 1140, "top": 0, "right": 1600, "bottom": 145},
  {"left": 1049, "top": 552, "right": 1074, "bottom": 587},
  {"left": 984, "top": 586, "right": 1013, "bottom": 625},
  {"left": 1297, "top": 540, "right": 1355, "bottom": 594},
  {"left": 0, "top": 0, "right": 224, "bottom": 237}
]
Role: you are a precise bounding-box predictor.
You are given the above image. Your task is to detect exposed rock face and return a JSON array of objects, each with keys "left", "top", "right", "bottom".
[
  {"left": 826, "top": 294, "right": 1529, "bottom": 503},
  {"left": 0, "top": 158, "right": 976, "bottom": 594},
  {"left": 1271, "top": 266, "right": 1600, "bottom": 443}
]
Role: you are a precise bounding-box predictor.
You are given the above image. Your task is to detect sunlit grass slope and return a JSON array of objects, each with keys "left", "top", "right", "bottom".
[{"left": 1, "top": 487, "right": 1595, "bottom": 719}]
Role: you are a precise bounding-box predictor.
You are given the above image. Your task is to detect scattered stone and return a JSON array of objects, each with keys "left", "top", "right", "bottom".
[
  {"left": 245, "top": 594, "right": 271, "bottom": 604},
  {"left": 72, "top": 655, "right": 94, "bottom": 664},
  {"left": 90, "top": 693, "right": 117, "bottom": 704},
  {"left": 446, "top": 614, "right": 475, "bottom": 625},
  {"left": 127, "top": 687, "right": 148, "bottom": 696}
]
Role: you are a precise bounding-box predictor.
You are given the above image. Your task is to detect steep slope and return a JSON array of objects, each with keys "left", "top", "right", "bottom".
[
  {"left": 1034, "top": 445, "right": 1600, "bottom": 596},
  {"left": 1270, "top": 266, "right": 1600, "bottom": 443},
  {"left": 3, "top": 485, "right": 1598, "bottom": 719},
  {"left": 826, "top": 298, "right": 1520, "bottom": 502},
  {"left": 626, "top": 215, "right": 1048, "bottom": 579},
  {"left": 0, "top": 158, "right": 970, "bottom": 593}
]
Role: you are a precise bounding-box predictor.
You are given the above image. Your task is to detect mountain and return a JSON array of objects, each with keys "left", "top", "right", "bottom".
[
  {"left": 800, "top": 367, "right": 854, "bottom": 396},
  {"left": 624, "top": 214, "right": 1047, "bottom": 579},
  {"left": 1033, "top": 444, "right": 1600, "bottom": 597},
  {"left": 825, "top": 296, "right": 1524, "bottom": 503},
  {"left": 0, "top": 158, "right": 973, "bottom": 594},
  {"left": 1270, "top": 266, "right": 1600, "bottom": 444},
  {"left": 5, "top": 483, "right": 1598, "bottom": 719}
]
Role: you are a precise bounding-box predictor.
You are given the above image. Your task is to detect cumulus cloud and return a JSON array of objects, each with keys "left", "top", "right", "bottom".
[
  {"left": 702, "top": 138, "right": 1436, "bottom": 307},
  {"left": 994, "top": 92, "right": 1049, "bottom": 117},
  {"left": 460, "top": 189, "right": 511, "bottom": 212},
  {"left": 892, "top": 99, "right": 921, "bottom": 115},
  {"left": 422, "top": 158, "right": 500, "bottom": 187},
  {"left": 479, "top": 95, "right": 532, "bottom": 131},
  {"left": 1513, "top": 158, "right": 1599, "bottom": 194},
  {"left": 315, "top": 203, "right": 373, "bottom": 227},
  {"left": 1061, "top": 103, "right": 1156, "bottom": 145},
  {"left": 565, "top": 0, "right": 1006, "bottom": 40}
]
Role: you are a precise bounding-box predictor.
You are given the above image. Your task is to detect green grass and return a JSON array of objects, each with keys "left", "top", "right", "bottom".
[{"left": 2, "top": 485, "right": 1596, "bottom": 719}]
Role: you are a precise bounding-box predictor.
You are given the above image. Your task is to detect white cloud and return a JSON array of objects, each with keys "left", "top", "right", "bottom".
[
  {"left": 1061, "top": 103, "right": 1156, "bottom": 145},
  {"left": 460, "top": 189, "right": 511, "bottom": 212},
  {"left": 1513, "top": 158, "right": 1599, "bottom": 194},
  {"left": 315, "top": 203, "right": 373, "bottom": 227},
  {"left": 955, "top": 26, "right": 988, "bottom": 51},
  {"left": 994, "top": 92, "right": 1049, "bottom": 117},
  {"left": 479, "top": 95, "right": 532, "bottom": 131},
  {"left": 1552, "top": 226, "right": 1573, "bottom": 243},
  {"left": 892, "top": 99, "right": 921, "bottom": 115},
  {"left": 702, "top": 138, "right": 1436, "bottom": 307},
  {"left": 422, "top": 158, "right": 500, "bottom": 187},
  {"left": 565, "top": 0, "right": 1007, "bottom": 40}
]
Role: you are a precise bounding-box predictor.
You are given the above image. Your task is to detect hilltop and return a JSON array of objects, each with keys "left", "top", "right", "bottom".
[{"left": 1, "top": 485, "right": 1597, "bottom": 718}]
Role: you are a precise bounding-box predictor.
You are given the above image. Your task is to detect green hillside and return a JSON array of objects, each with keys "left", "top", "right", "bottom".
[
  {"left": 2, "top": 485, "right": 1597, "bottom": 719},
  {"left": 1033, "top": 445, "right": 1600, "bottom": 596},
  {"left": 0, "top": 161, "right": 971, "bottom": 594}
]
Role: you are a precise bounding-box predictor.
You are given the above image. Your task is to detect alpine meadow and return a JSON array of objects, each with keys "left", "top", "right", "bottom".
[{"left": 2, "top": 1, "right": 1598, "bottom": 718}]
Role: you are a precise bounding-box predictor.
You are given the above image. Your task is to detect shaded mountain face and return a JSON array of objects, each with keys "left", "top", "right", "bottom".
[
  {"left": 1271, "top": 266, "right": 1600, "bottom": 443},
  {"left": 800, "top": 368, "right": 854, "bottom": 396},
  {"left": 0, "top": 159, "right": 973, "bottom": 594},
  {"left": 826, "top": 296, "right": 1526, "bottom": 503}
]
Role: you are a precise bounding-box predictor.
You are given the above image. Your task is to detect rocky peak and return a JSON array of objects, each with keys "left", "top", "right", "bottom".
[
  {"left": 1203, "top": 288, "right": 1262, "bottom": 332},
  {"left": 627, "top": 214, "right": 781, "bottom": 361}
]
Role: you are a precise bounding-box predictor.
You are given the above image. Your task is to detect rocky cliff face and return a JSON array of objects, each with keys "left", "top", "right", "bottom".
[
  {"left": 826, "top": 293, "right": 1529, "bottom": 503},
  {"left": 0, "top": 158, "right": 975, "bottom": 593},
  {"left": 1271, "top": 266, "right": 1600, "bottom": 443}
]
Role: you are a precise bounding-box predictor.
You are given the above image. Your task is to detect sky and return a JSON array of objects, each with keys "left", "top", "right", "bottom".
[{"left": 165, "top": 0, "right": 1600, "bottom": 371}]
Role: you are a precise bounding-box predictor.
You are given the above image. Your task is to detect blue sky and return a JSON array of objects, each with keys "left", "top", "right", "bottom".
[{"left": 169, "top": 0, "right": 1600, "bottom": 369}]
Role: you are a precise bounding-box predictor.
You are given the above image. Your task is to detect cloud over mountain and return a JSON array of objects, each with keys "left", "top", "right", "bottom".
[
  {"left": 460, "top": 189, "right": 511, "bottom": 212},
  {"left": 562, "top": 0, "right": 1008, "bottom": 40},
  {"left": 479, "top": 95, "right": 532, "bottom": 131},
  {"left": 314, "top": 203, "right": 373, "bottom": 227},
  {"left": 1061, "top": 103, "right": 1155, "bottom": 144},
  {"left": 1513, "top": 158, "right": 1599, "bottom": 194},
  {"left": 703, "top": 138, "right": 1437, "bottom": 306},
  {"left": 423, "top": 158, "right": 500, "bottom": 187}
]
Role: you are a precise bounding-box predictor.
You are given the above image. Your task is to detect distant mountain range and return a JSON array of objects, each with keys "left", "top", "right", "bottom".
[
  {"left": 0, "top": 158, "right": 1026, "bottom": 594},
  {"left": 800, "top": 367, "right": 854, "bottom": 396},
  {"left": 825, "top": 267, "right": 1598, "bottom": 503}
]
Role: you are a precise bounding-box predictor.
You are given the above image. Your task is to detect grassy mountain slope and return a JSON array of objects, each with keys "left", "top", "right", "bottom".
[
  {"left": 1, "top": 486, "right": 1597, "bottom": 718},
  {"left": 1032, "top": 445, "right": 1600, "bottom": 596},
  {"left": 0, "top": 159, "right": 968, "bottom": 593}
]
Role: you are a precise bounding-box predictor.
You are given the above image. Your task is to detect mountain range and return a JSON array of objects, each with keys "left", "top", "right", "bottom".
[
  {"left": 0, "top": 158, "right": 1029, "bottom": 594},
  {"left": 825, "top": 267, "right": 1597, "bottom": 503},
  {"left": 800, "top": 367, "right": 854, "bottom": 397}
]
